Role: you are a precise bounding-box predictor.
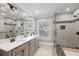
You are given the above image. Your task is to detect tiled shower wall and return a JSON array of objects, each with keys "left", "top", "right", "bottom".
[{"left": 56, "top": 8, "right": 79, "bottom": 48}]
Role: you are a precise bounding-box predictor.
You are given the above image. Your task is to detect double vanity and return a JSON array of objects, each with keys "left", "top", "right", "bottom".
[{"left": 0, "top": 35, "right": 39, "bottom": 56}]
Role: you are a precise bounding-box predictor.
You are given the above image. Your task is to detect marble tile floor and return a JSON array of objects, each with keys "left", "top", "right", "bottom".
[{"left": 34, "top": 42, "right": 56, "bottom": 56}]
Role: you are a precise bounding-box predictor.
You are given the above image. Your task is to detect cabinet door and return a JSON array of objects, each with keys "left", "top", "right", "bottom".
[
  {"left": 12, "top": 43, "right": 28, "bottom": 56},
  {"left": 16, "top": 53, "right": 23, "bottom": 56},
  {"left": 16, "top": 51, "right": 24, "bottom": 56},
  {"left": 29, "top": 39, "right": 35, "bottom": 56},
  {"left": 0, "top": 50, "right": 11, "bottom": 56},
  {"left": 25, "top": 47, "right": 30, "bottom": 56},
  {"left": 29, "top": 45, "right": 35, "bottom": 56},
  {"left": 13, "top": 49, "right": 26, "bottom": 56},
  {"left": 35, "top": 39, "right": 39, "bottom": 51}
]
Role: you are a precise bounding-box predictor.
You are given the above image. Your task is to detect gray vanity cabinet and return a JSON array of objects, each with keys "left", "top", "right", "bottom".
[
  {"left": 0, "top": 38, "right": 39, "bottom": 56},
  {"left": 0, "top": 42, "right": 30, "bottom": 56}
]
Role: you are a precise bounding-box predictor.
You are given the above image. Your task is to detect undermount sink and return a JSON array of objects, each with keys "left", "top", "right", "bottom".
[
  {"left": 0, "top": 38, "right": 26, "bottom": 46},
  {"left": 0, "top": 36, "right": 26, "bottom": 44},
  {"left": 16, "top": 35, "right": 27, "bottom": 38},
  {"left": 0, "top": 39, "right": 27, "bottom": 51}
]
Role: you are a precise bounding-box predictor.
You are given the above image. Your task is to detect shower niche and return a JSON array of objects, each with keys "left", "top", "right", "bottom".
[{"left": 60, "top": 25, "right": 65, "bottom": 30}]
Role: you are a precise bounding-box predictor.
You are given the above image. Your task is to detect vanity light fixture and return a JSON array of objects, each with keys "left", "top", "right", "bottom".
[{"left": 7, "top": 3, "right": 17, "bottom": 10}]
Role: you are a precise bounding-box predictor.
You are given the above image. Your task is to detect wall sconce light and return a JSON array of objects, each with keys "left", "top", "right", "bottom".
[{"left": 7, "top": 3, "right": 17, "bottom": 10}]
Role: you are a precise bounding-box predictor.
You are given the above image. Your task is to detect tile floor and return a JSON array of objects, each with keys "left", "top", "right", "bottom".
[
  {"left": 34, "top": 42, "right": 79, "bottom": 56},
  {"left": 34, "top": 42, "right": 56, "bottom": 56}
]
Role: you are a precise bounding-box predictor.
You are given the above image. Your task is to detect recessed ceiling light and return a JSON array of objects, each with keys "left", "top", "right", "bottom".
[
  {"left": 66, "top": 8, "right": 70, "bottom": 11},
  {"left": 35, "top": 10, "right": 39, "bottom": 14}
]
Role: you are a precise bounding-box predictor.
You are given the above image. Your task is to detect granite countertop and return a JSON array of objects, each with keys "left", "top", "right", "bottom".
[{"left": 0, "top": 35, "right": 39, "bottom": 52}]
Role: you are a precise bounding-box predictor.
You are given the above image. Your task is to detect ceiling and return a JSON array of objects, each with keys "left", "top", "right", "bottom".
[{"left": 15, "top": 3, "right": 79, "bottom": 17}]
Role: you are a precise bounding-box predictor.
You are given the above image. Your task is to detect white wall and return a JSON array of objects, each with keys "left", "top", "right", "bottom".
[
  {"left": 73, "top": 8, "right": 79, "bottom": 15},
  {"left": 56, "top": 13, "right": 73, "bottom": 21},
  {"left": 51, "top": 16, "right": 55, "bottom": 42},
  {"left": 73, "top": 8, "right": 79, "bottom": 19}
]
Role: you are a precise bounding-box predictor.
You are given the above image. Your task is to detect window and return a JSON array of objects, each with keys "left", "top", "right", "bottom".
[{"left": 38, "top": 20, "right": 50, "bottom": 37}]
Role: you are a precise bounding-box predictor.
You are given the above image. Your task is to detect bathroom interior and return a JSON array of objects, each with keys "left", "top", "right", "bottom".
[{"left": 0, "top": 3, "right": 79, "bottom": 56}]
